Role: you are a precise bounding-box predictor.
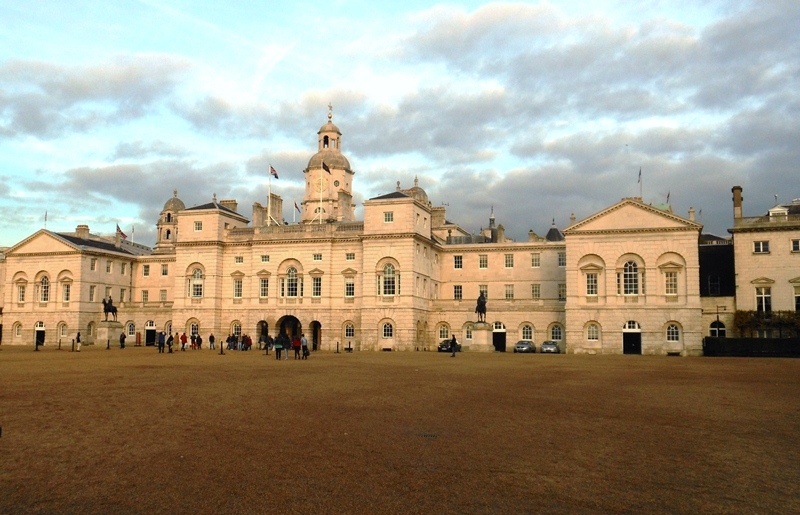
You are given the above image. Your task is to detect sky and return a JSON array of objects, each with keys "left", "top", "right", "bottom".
[{"left": 1, "top": 0, "right": 798, "bottom": 247}]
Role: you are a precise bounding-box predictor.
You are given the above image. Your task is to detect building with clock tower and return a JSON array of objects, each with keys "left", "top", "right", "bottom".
[{"left": 301, "top": 106, "right": 356, "bottom": 223}]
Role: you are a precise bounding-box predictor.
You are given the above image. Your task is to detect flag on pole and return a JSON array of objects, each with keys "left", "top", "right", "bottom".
[
  {"left": 322, "top": 161, "right": 331, "bottom": 174},
  {"left": 666, "top": 191, "right": 670, "bottom": 203},
  {"left": 637, "top": 168, "right": 641, "bottom": 184},
  {"left": 270, "top": 165, "right": 279, "bottom": 179},
  {"left": 44, "top": 211, "right": 47, "bottom": 223},
  {"left": 116, "top": 224, "right": 128, "bottom": 240},
  {"left": 294, "top": 201, "right": 301, "bottom": 213}
]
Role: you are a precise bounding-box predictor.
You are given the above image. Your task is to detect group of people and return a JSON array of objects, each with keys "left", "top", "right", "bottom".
[
  {"left": 226, "top": 333, "right": 254, "bottom": 351},
  {"left": 272, "top": 333, "right": 309, "bottom": 360},
  {"left": 146, "top": 330, "right": 310, "bottom": 360}
]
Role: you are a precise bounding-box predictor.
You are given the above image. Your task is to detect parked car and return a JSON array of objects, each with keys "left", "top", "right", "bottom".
[
  {"left": 438, "top": 339, "right": 461, "bottom": 352},
  {"left": 513, "top": 340, "right": 535, "bottom": 353},
  {"left": 540, "top": 340, "right": 560, "bottom": 353}
]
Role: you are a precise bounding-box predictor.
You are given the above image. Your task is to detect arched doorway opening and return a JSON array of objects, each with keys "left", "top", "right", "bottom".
[
  {"left": 35, "top": 321, "right": 46, "bottom": 346},
  {"left": 622, "top": 320, "right": 642, "bottom": 354},
  {"left": 256, "top": 320, "right": 269, "bottom": 347},
  {"left": 276, "top": 315, "right": 302, "bottom": 340},
  {"left": 309, "top": 321, "right": 321, "bottom": 351},
  {"left": 492, "top": 321, "right": 506, "bottom": 352}
]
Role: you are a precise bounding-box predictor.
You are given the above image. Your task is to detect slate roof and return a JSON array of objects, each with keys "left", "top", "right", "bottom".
[
  {"left": 57, "top": 233, "right": 137, "bottom": 254},
  {"left": 369, "top": 191, "right": 410, "bottom": 200}
]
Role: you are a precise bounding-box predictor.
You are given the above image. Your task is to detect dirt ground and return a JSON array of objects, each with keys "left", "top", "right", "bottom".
[{"left": 1, "top": 345, "right": 798, "bottom": 514}]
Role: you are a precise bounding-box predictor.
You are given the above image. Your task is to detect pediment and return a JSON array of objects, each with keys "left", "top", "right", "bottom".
[
  {"left": 230, "top": 270, "right": 245, "bottom": 278},
  {"left": 308, "top": 267, "right": 324, "bottom": 276},
  {"left": 579, "top": 263, "right": 604, "bottom": 272},
  {"left": 566, "top": 199, "right": 701, "bottom": 234},
  {"left": 341, "top": 267, "right": 358, "bottom": 276},
  {"left": 751, "top": 277, "right": 775, "bottom": 285},
  {"left": 658, "top": 261, "right": 684, "bottom": 270},
  {"left": 6, "top": 230, "right": 78, "bottom": 255},
  {"left": 789, "top": 277, "right": 800, "bottom": 284},
  {"left": 256, "top": 269, "right": 271, "bottom": 277}
]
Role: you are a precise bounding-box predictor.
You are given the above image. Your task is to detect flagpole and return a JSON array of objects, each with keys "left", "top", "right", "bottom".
[{"left": 267, "top": 168, "right": 272, "bottom": 227}]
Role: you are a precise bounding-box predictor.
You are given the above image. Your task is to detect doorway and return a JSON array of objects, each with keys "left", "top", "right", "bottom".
[{"left": 622, "top": 321, "right": 642, "bottom": 354}]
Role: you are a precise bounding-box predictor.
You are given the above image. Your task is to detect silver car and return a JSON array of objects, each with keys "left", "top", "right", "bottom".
[
  {"left": 514, "top": 340, "right": 535, "bottom": 353},
  {"left": 540, "top": 341, "right": 560, "bottom": 353}
]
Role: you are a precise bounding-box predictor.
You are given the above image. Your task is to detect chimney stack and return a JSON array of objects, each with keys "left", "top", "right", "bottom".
[
  {"left": 76, "top": 225, "right": 90, "bottom": 239},
  {"left": 732, "top": 186, "right": 743, "bottom": 220}
]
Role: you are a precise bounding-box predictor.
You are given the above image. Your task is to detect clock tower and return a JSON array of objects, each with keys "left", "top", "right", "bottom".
[{"left": 302, "top": 105, "right": 355, "bottom": 223}]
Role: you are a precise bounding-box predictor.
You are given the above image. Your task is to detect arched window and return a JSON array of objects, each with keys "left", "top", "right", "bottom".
[
  {"left": 550, "top": 325, "right": 563, "bottom": 341},
  {"left": 323, "top": 135, "right": 329, "bottom": 148},
  {"left": 465, "top": 324, "right": 473, "bottom": 340},
  {"left": 191, "top": 323, "right": 199, "bottom": 337},
  {"left": 190, "top": 268, "right": 204, "bottom": 298},
  {"left": 286, "top": 267, "right": 298, "bottom": 297},
  {"left": 666, "top": 324, "right": 680, "bottom": 342},
  {"left": 40, "top": 276, "right": 50, "bottom": 302},
  {"left": 587, "top": 323, "right": 599, "bottom": 341},
  {"left": 345, "top": 323, "right": 355, "bottom": 338},
  {"left": 438, "top": 325, "right": 450, "bottom": 339},
  {"left": 521, "top": 324, "right": 533, "bottom": 340},
  {"left": 127, "top": 323, "right": 135, "bottom": 336},
  {"left": 710, "top": 321, "right": 726, "bottom": 338},
  {"left": 382, "top": 323, "right": 393, "bottom": 338},
  {"left": 166, "top": 213, "right": 172, "bottom": 222},
  {"left": 165, "top": 229, "right": 171, "bottom": 240},
  {"left": 231, "top": 322, "right": 241, "bottom": 337},
  {"left": 622, "top": 261, "right": 638, "bottom": 295},
  {"left": 378, "top": 263, "right": 400, "bottom": 297}
]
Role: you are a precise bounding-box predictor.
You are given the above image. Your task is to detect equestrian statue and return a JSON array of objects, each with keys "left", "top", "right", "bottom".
[
  {"left": 102, "top": 296, "right": 118, "bottom": 322},
  {"left": 475, "top": 292, "right": 487, "bottom": 323}
]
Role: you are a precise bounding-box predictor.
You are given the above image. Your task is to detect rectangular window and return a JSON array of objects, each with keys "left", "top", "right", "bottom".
[
  {"left": 504, "top": 254, "right": 514, "bottom": 268},
  {"left": 18, "top": 285, "right": 26, "bottom": 302},
  {"left": 454, "top": 255, "right": 463, "bottom": 269},
  {"left": 756, "top": 287, "right": 772, "bottom": 313},
  {"left": 479, "top": 285, "right": 488, "bottom": 299},
  {"left": 142, "top": 264, "right": 150, "bottom": 277},
  {"left": 90, "top": 258, "right": 97, "bottom": 271},
  {"left": 558, "top": 283, "right": 567, "bottom": 301},
  {"left": 121, "top": 263, "right": 127, "bottom": 275},
  {"left": 531, "top": 253, "right": 540, "bottom": 267},
  {"left": 454, "top": 285, "right": 462, "bottom": 300},
  {"left": 586, "top": 273, "right": 597, "bottom": 296},
  {"left": 346, "top": 253, "right": 355, "bottom": 261},
  {"left": 161, "top": 264, "right": 169, "bottom": 276},
  {"left": 794, "top": 286, "right": 800, "bottom": 311},
  {"left": 261, "top": 254, "right": 270, "bottom": 263},
  {"left": 142, "top": 290, "right": 149, "bottom": 302},
  {"left": 753, "top": 241, "right": 770, "bottom": 253},
  {"left": 119, "top": 288, "right": 126, "bottom": 303},
  {"left": 194, "top": 221, "right": 203, "bottom": 231},
  {"left": 62, "top": 284, "right": 71, "bottom": 302},
  {"left": 105, "top": 286, "right": 111, "bottom": 299},
  {"left": 313, "top": 253, "right": 322, "bottom": 261},
  {"left": 384, "top": 211, "right": 393, "bottom": 223},
  {"left": 345, "top": 279, "right": 355, "bottom": 298},
  {"left": 532, "top": 284, "right": 540, "bottom": 300},
  {"left": 312, "top": 277, "right": 322, "bottom": 297},
  {"left": 233, "top": 279, "right": 242, "bottom": 298},
  {"left": 793, "top": 239, "right": 800, "bottom": 252},
  {"left": 558, "top": 252, "right": 567, "bottom": 267},
  {"left": 665, "top": 271, "right": 678, "bottom": 295},
  {"left": 89, "top": 285, "right": 96, "bottom": 302},
  {"left": 235, "top": 256, "right": 244, "bottom": 264},
  {"left": 479, "top": 255, "right": 488, "bottom": 269},
  {"left": 106, "top": 260, "right": 112, "bottom": 273},
  {"left": 160, "top": 289, "right": 167, "bottom": 302},
  {"left": 504, "top": 284, "right": 514, "bottom": 300},
  {"left": 260, "top": 278, "right": 269, "bottom": 298}
]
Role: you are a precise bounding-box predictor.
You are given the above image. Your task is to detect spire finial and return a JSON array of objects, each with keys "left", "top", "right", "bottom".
[
  {"left": 173, "top": 189, "right": 178, "bottom": 198},
  {"left": 414, "top": 176, "right": 419, "bottom": 187},
  {"left": 213, "top": 193, "right": 217, "bottom": 203},
  {"left": 328, "top": 102, "right": 333, "bottom": 121}
]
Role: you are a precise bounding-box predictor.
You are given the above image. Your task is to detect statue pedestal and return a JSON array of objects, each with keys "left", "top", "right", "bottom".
[
  {"left": 97, "top": 321, "right": 123, "bottom": 347},
  {"left": 469, "top": 322, "right": 494, "bottom": 352}
]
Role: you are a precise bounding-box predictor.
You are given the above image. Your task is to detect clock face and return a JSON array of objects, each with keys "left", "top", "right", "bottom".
[
  {"left": 334, "top": 180, "right": 340, "bottom": 187},
  {"left": 315, "top": 176, "right": 328, "bottom": 192}
]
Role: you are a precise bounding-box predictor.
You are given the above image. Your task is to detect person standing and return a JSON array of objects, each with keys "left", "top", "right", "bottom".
[
  {"left": 167, "top": 333, "right": 175, "bottom": 353},
  {"left": 292, "top": 335, "right": 302, "bottom": 360},
  {"left": 196, "top": 334, "right": 203, "bottom": 350},
  {"left": 301, "top": 333, "right": 309, "bottom": 360},
  {"left": 274, "top": 335, "right": 283, "bottom": 360},
  {"left": 158, "top": 331, "right": 165, "bottom": 353},
  {"left": 450, "top": 335, "right": 458, "bottom": 357},
  {"left": 75, "top": 332, "right": 81, "bottom": 352},
  {"left": 119, "top": 332, "right": 126, "bottom": 349},
  {"left": 208, "top": 333, "right": 215, "bottom": 350},
  {"left": 180, "top": 332, "right": 188, "bottom": 351}
]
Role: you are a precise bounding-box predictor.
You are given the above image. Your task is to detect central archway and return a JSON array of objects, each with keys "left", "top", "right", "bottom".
[{"left": 276, "top": 315, "right": 302, "bottom": 339}]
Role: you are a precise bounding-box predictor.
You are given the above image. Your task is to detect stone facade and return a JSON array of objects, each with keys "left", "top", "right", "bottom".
[{"left": 0, "top": 118, "right": 795, "bottom": 354}]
